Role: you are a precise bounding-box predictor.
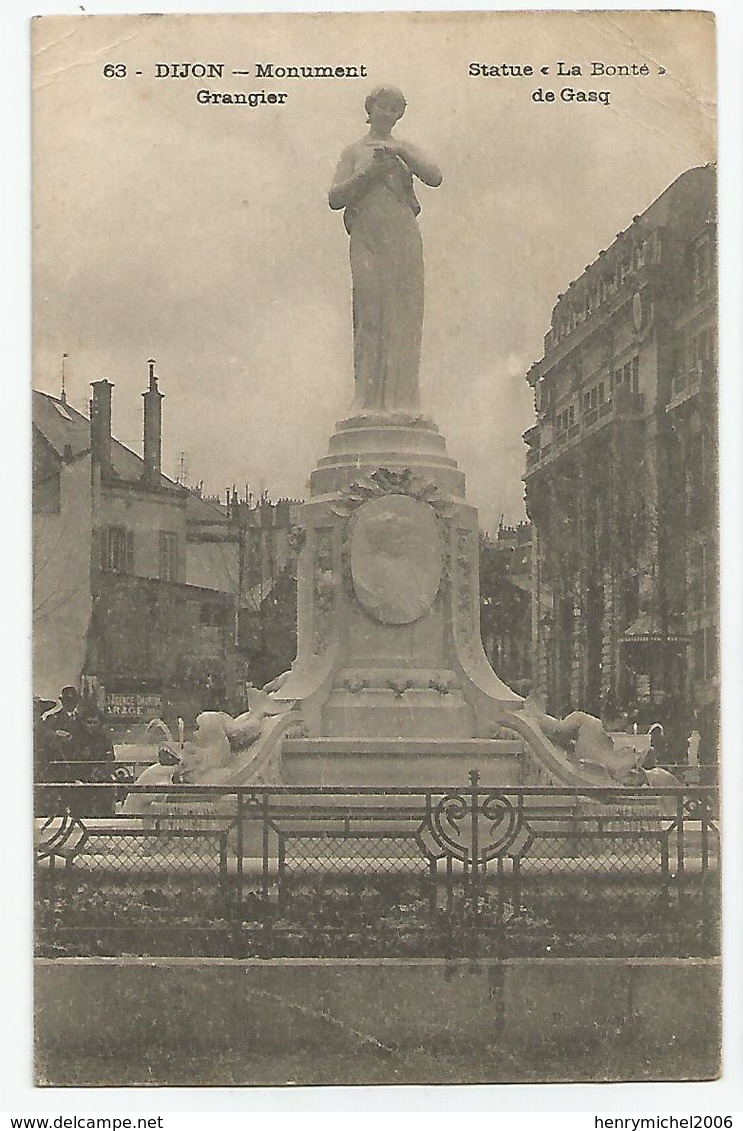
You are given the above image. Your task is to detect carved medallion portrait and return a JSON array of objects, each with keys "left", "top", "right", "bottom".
[{"left": 350, "top": 494, "right": 442, "bottom": 624}]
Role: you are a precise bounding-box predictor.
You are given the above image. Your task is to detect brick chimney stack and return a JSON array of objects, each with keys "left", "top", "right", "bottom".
[
  {"left": 89, "top": 379, "right": 114, "bottom": 477},
  {"left": 142, "top": 359, "right": 163, "bottom": 487}
]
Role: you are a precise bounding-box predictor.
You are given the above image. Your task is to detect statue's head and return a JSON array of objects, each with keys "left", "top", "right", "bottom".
[
  {"left": 365, "top": 85, "right": 406, "bottom": 126},
  {"left": 192, "top": 711, "right": 230, "bottom": 749}
]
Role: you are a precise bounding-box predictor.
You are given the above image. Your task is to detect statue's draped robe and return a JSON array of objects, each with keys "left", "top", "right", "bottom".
[{"left": 344, "top": 158, "right": 424, "bottom": 414}]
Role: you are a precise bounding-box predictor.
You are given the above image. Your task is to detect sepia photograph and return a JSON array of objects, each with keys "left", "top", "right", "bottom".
[{"left": 30, "top": 9, "right": 720, "bottom": 1089}]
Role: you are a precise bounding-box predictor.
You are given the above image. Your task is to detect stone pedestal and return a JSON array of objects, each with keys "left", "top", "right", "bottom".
[
  {"left": 274, "top": 414, "right": 524, "bottom": 773},
  {"left": 281, "top": 737, "right": 524, "bottom": 787}
]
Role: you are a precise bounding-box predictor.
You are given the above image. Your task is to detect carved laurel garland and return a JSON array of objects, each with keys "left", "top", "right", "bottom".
[
  {"left": 330, "top": 466, "right": 452, "bottom": 517},
  {"left": 312, "top": 527, "right": 336, "bottom": 652},
  {"left": 454, "top": 527, "right": 476, "bottom": 639}
]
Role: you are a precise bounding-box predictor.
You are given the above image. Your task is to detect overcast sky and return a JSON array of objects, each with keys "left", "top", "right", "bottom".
[{"left": 32, "top": 11, "right": 715, "bottom": 525}]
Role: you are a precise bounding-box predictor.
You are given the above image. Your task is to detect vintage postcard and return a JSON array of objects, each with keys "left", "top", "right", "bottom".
[{"left": 32, "top": 11, "right": 719, "bottom": 1087}]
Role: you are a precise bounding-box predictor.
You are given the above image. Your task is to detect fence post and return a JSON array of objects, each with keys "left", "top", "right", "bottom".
[
  {"left": 47, "top": 854, "right": 57, "bottom": 938},
  {"left": 698, "top": 791, "right": 716, "bottom": 950},
  {"left": 236, "top": 790, "right": 244, "bottom": 912},
  {"left": 700, "top": 792, "right": 709, "bottom": 874},
  {"left": 470, "top": 767, "right": 481, "bottom": 877},
  {"left": 676, "top": 792, "right": 685, "bottom": 902},
  {"left": 469, "top": 768, "right": 480, "bottom": 956},
  {"left": 261, "top": 791, "right": 270, "bottom": 900},
  {"left": 277, "top": 832, "right": 287, "bottom": 905},
  {"left": 424, "top": 790, "right": 438, "bottom": 915}
]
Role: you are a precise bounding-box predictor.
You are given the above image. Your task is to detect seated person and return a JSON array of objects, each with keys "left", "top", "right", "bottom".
[{"left": 68, "top": 706, "right": 116, "bottom": 816}]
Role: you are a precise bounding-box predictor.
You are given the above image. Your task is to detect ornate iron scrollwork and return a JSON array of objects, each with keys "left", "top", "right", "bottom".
[
  {"left": 480, "top": 792, "right": 530, "bottom": 860},
  {"left": 428, "top": 790, "right": 470, "bottom": 862},
  {"left": 683, "top": 794, "right": 707, "bottom": 820},
  {"left": 417, "top": 787, "right": 528, "bottom": 866}
]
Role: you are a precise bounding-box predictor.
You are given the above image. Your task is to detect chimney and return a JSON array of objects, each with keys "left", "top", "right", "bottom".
[
  {"left": 142, "top": 359, "right": 163, "bottom": 487},
  {"left": 89, "top": 379, "right": 114, "bottom": 476}
]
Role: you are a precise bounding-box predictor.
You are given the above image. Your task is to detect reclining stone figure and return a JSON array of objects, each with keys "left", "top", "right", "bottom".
[
  {"left": 521, "top": 694, "right": 642, "bottom": 783},
  {"left": 132, "top": 682, "right": 295, "bottom": 789}
]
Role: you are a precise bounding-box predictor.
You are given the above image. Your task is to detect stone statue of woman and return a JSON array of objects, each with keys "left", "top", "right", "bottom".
[{"left": 329, "top": 86, "right": 442, "bottom": 416}]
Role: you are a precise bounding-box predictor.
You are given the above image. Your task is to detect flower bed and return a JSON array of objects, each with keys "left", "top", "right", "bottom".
[{"left": 35, "top": 872, "right": 719, "bottom": 960}]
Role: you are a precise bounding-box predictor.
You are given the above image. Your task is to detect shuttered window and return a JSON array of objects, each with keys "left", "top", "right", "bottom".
[
  {"left": 159, "top": 531, "right": 179, "bottom": 582},
  {"left": 101, "top": 526, "right": 134, "bottom": 573}
]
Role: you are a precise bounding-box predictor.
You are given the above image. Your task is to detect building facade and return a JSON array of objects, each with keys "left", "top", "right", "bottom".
[
  {"left": 33, "top": 364, "right": 240, "bottom": 721},
  {"left": 479, "top": 521, "right": 533, "bottom": 695},
  {"left": 523, "top": 166, "right": 717, "bottom": 754}
]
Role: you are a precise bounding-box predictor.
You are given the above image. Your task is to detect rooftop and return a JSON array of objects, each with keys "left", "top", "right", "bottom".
[{"left": 33, "top": 388, "right": 258, "bottom": 528}]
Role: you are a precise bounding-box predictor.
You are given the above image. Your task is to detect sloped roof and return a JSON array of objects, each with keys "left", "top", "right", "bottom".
[
  {"left": 108, "top": 437, "right": 183, "bottom": 494},
  {"left": 32, "top": 390, "right": 90, "bottom": 462},
  {"left": 184, "top": 490, "right": 234, "bottom": 525},
  {"left": 32, "top": 389, "right": 183, "bottom": 495}
]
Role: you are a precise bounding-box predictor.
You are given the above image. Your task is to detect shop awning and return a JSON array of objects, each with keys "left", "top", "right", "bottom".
[{"left": 620, "top": 613, "right": 690, "bottom": 645}]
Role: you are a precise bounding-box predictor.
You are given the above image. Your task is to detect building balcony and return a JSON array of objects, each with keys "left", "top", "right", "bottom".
[
  {"left": 666, "top": 360, "right": 712, "bottom": 414},
  {"left": 523, "top": 392, "right": 645, "bottom": 478}
]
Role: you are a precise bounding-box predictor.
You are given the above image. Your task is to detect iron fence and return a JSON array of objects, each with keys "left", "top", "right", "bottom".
[{"left": 34, "top": 774, "right": 720, "bottom": 960}]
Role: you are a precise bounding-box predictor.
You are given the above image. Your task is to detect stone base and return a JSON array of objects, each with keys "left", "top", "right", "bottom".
[
  {"left": 260, "top": 413, "right": 614, "bottom": 791},
  {"left": 282, "top": 737, "right": 524, "bottom": 787},
  {"left": 322, "top": 681, "right": 472, "bottom": 739},
  {"left": 274, "top": 416, "right": 523, "bottom": 759},
  {"left": 310, "top": 416, "right": 465, "bottom": 498}
]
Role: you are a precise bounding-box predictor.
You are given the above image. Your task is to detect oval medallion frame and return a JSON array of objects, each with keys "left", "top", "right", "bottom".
[{"left": 350, "top": 493, "right": 443, "bottom": 625}]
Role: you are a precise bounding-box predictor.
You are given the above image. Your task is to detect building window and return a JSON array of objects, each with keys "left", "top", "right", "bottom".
[
  {"left": 693, "top": 629, "right": 705, "bottom": 680},
  {"left": 694, "top": 239, "right": 713, "bottom": 293},
  {"left": 632, "top": 356, "right": 640, "bottom": 395},
  {"left": 705, "top": 625, "right": 718, "bottom": 677},
  {"left": 101, "top": 525, "right": 134, "bottom": 573},
  {"left": 693, "top": 625, "right": 718, "bottom": 682},
  {"left": 556, "top": 405, "right": 576, "bottom": 433},
  {"left": 159, "top": 531, "right": 179, "bottom": 582},
  {"left": 623, "top": 575, "right": 640, "bottom": 623},
  {"left": 689, "top": 544, "right": 705, "bottom": 612},
  {"left": 706, "top": 544, "right": 717, "bottom": 607}
]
